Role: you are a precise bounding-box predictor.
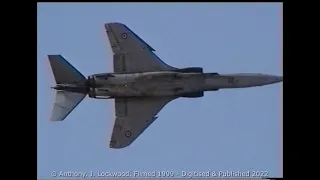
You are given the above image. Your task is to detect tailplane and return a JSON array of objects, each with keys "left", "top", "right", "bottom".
[
  {"left": 48, "top": 55, "right": 87, "bottom": 121},
  {"left": 50, "top": 91, "right": 86, "bottom": 121},
  {"left": 48, "top": 55, "right": 86, "bottom": 84}
]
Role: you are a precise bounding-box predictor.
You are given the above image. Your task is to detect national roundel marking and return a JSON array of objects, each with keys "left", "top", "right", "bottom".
[
  {"left": 121, "top": 33, "right": 128, "bottom": 39},
  {"left": 125, "top": 131, "right": 132, "bottom": 137}
]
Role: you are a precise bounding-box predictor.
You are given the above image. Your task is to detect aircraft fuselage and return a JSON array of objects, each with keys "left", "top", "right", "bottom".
[{"left": 54, "top": 71, "right": 283, "bottom": 99}]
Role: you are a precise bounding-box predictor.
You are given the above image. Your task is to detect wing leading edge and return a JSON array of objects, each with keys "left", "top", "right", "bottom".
[
  {"left": 105, "top": 22, "right": 177, "bottom": 73},
  {"left": 110, "top": 97, "right": 177, "bottom": 148}
]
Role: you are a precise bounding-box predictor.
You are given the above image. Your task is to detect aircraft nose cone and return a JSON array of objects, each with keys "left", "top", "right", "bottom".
[
  {"left": 264, "top": 75, "right": 283, "bottom": 85},
  {"left": 277, "top": 76, "right": 283, "bottom": 82}
]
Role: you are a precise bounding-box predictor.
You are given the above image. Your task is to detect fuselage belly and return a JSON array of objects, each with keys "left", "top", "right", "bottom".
[{"left": 89, "top": 72, "right": 207, "bottom": 98}]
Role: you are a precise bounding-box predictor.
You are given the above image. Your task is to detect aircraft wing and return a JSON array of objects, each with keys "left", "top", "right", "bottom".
[
  {"left": 110, "top": 97, "right": 176, "bottom": 148},
  {"left": 104, "top": 22, "right": 176, "bottom": 73}
]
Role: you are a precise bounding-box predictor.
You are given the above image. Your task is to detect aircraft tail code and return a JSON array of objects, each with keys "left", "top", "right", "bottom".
[{"left": 47, "top": 55, "right": 86, "bottom": 121}]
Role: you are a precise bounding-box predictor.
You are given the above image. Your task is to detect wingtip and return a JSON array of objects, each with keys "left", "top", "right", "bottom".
[
  {"left": 104, "top": 22, "right": 125, "bottom": 28},
  {"left": 109, "top": 141, "right": 130, "bottom": 149}
]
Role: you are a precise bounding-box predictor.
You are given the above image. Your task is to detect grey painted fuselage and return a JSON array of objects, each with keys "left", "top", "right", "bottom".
[{"left": 54, "top": 71, "right": 283, "bottom": 99}]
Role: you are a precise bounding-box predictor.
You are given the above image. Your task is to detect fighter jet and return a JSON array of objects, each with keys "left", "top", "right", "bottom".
[{"left": 48, "top": 22, "right": 282, "bottom": 149}]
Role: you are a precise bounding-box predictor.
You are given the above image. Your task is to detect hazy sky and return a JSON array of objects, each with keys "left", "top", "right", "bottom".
[{"left": 37, "top": 3, "right": 282, "bottom": 178}]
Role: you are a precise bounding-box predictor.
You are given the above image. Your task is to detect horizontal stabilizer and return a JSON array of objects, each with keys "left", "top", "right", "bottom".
[
  {"left": 48, "top": 55, "right": 86, "bottom": 84},
  {"left": 51, "top": 91, "right": 86, "bottom": 121}
]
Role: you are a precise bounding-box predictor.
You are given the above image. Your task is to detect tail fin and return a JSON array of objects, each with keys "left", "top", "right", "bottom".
[{"left": 48, "top": 55, "right": 87, "bottom": 121}]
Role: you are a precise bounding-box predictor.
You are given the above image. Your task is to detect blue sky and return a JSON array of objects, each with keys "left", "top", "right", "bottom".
[{"left": 37, "top": 3, "right": 282, "bottom": 178}]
